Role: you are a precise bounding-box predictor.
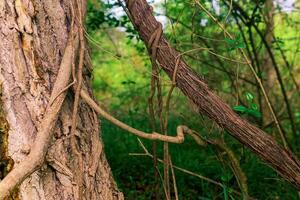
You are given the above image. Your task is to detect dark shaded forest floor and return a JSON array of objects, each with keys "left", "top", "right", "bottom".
[{"left": 101, "top": 117, "right": 299, "bottom": 200}]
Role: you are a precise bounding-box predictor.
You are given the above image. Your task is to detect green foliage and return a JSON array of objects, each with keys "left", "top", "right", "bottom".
[
  {"left": 245, "top": 92, "right": 254, "bottom": 101},
  {"left": 232, "top": 105, "right": 247, "bottom": 112},
  {"left": 86, "top": 2, "right": 106, "bottom": 30},
  {"left": 224, "top": 36, "right": 246, "bottom": 51},
  {"left": 233, "top": 92, "right": 262, "bottom": 119}
]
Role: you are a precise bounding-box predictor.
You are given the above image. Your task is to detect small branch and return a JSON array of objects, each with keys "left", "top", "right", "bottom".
[
  {"left": 273, "top": 35, "right": 300, "bottom": 96},
  {"left": 169, "top": 157, "right": 179, "bottom": 200},
  {"left": 132, "top": 138, "right": 255, "bottom": 199},
  {"left": 210, "top": 140, "right": 249, "bottom": 198}
]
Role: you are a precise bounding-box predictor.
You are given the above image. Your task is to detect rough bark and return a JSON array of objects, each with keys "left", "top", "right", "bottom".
[
  {"left": 0, "top": 0, "right": 122, "bottom": 199},
  {"left": 125, "top": 0, "right": 300, "bottom": 189}
]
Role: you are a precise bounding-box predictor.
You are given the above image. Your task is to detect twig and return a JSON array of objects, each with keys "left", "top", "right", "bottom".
[
  {"left": 131, "top": 138, "right": 255, "bottom": 199},
  {"left": 273, "top": 35, "right": 300, "bottom": 96},
  {"left": 169, "top": 157, "right": 179, "bottom": 200},
  {"left": 210, "top": 140, "right": 249, "bottom": 198}
]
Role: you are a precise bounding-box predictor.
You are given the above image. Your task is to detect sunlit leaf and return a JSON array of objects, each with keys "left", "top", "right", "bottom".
[
  {"left": 233, "top": 105, "right": 247, "bottom": 113},
  {"left": 246, "top": 92, "right": 254, "bottom": 101}
]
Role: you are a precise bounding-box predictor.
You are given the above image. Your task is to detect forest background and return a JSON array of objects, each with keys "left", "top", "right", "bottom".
[{"left": 86, "top": 0, "right": 300, "bottom": 199}]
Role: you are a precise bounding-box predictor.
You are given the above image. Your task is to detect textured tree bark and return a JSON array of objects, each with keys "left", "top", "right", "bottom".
[
  {"left": 125, "top": 0, "right": 300, "bottom": 189},
  {"left": 0, "top": 0, "right": 122, "bottom": 199}
]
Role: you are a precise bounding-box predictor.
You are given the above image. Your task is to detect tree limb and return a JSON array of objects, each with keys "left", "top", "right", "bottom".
[{"left": 124, "top": 0, "right": 300, "bottom": 189}]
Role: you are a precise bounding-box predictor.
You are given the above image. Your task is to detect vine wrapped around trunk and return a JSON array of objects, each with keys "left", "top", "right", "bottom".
[{"left": 0, "top": 0, "right": 123, "bottom": 199}]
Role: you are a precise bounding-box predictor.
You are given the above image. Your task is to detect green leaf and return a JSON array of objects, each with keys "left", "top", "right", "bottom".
[
  {"left": 221, "top": 173, "right": 233, "bottom": 182},
  {"left": 245, "top": 92, "right": 254, "bottom": 101},
  {"left": 233, "top": 105, "right": 247, "bottom": 113},
  {"left": 236, "top": 42, "right": 246, "bottom": 49},
  {"left": 224, "top": 37, "right": 236, "bottom": 45},
  {"left": 251, "top": 103, "right": 258, "bottom": 110},
  {"left": 247, "top": 109, "right": 262, "bottom": 118},
  {"left": 224, "top": 37, "right": 246, "bottom": 51},
  {"left": 221, "top": 175, "right": 227, "bottom": 182}
]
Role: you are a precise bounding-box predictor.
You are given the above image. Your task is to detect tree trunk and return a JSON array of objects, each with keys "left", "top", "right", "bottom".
[
  {"left": 263, "top": 0, "right": 276, "bottom": 90},
  {"left": 0, "top": 0, "right": 122, "bottom": 199},
  {"left": 261, "top": 0, "right": 276, "bottom": 125}
]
